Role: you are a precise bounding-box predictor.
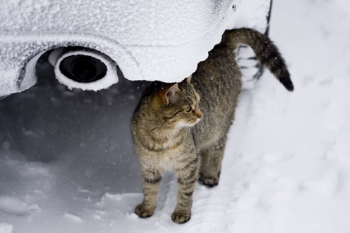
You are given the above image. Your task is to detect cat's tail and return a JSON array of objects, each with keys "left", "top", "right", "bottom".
[{"left": 222, "top": 28, "right": 294, "bottom": 91}]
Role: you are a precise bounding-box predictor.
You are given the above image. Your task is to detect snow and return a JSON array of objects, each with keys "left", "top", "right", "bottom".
[
  {"left": 1, "top": 0, "right": 350, "bottom": 232},
  {"left": 0, "top": 223, "right": 12, "bottom": 233},
  {"left": 0, "top": 0, "right": 273, "bottom": 96},
  {"left": 0, "top": 0, "right": 241, "bottom": 96}
]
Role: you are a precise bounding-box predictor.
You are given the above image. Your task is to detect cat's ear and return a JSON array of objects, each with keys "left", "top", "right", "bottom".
[{"left": 158, "top": 83, "right": 180, "bottom": 105}]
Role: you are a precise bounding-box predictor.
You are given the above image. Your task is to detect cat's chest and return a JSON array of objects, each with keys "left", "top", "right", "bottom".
[
  {"left": 152, "top": 142, "right": 185, "bottom": 158},
  {"left": 143, "top": 139, "right": 196, "bottom": 170}
]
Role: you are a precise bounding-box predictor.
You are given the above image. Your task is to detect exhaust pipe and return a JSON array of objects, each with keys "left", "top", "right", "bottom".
[{"left": 48, "top": 47, "right": 118, "bottom": 91}]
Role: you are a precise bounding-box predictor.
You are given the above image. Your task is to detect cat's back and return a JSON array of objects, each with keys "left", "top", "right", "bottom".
[
  {"left": 192, "top": 44, "right": 242, "bottom": 97},
  {"left": 191, "top": 43, "right": 242, "bottom": 149}
]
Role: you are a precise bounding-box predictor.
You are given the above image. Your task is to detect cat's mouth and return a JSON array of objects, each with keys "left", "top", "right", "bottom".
[
  {"left": 188, "top": 117, "right": 201, "bottom": 126},
  {"left": 176, "top": 118, "right": 201, "bottom": 128}
]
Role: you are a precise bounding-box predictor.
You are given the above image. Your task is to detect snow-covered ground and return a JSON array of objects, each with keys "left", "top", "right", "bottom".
[{"left": 1, "top": 0, "right": 350, "bottom": 232}]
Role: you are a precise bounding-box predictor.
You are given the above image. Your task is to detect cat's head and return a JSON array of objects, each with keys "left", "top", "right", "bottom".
[{"left": 152, "top": 77, "right": 202, "bottom": 128}]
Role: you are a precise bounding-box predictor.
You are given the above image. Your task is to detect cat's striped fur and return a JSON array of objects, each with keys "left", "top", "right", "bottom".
[{"left": 131, "top": 28, "right": 293, "bottom": 224}]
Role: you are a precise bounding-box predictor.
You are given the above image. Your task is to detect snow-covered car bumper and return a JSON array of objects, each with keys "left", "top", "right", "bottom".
[{"left": 0, "top": 0, "right": 272, "bottom": 97}]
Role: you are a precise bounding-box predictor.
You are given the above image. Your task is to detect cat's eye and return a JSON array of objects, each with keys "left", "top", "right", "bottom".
[{"left": 185, "top": 106, "right": 192, "bottom": 112}]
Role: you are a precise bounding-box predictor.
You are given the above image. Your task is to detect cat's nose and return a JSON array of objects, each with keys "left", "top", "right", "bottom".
[{"left": 196, "top": 110, "right": 202, "bottom": 119}]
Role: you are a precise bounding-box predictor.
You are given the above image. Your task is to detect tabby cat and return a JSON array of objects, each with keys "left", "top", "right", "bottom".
[{"left": 131, "top": 28, "right": 293, "bottom": 224}]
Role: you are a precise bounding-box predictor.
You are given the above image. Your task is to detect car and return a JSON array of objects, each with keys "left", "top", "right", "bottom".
[{"left": 0, "top": 0, "right": 273, "bottom": 98}]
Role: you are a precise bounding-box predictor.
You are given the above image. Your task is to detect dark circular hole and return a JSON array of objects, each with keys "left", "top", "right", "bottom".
[
  {"left": 59, "top": 54, "right": 107, "bottom": 83},
  {"left": 72, "top": 59, "right": 97, "bottom": 82}
]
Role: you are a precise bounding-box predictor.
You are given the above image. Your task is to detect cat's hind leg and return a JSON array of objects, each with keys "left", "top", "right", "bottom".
[
  {"left": 199, "top": 136, "right": 226, "bottom": 187},
  {"left": 135, "top": 169, "right": 162, "bottom": 218}
]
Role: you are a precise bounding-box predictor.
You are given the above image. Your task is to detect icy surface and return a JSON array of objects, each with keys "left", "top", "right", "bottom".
[
  {"left": 1, "top": 0, "right": 350, "bottom": 232},
  {"left": 0, "top": 0, "right": 273, "bottom": 96}
]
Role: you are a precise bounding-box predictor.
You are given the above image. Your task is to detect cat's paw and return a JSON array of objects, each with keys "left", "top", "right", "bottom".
[
  {"left": 198, "top": 173, "right": 220, "bottom": 188},
  {"left": 172, "top": 211, "right": 191, "bottom": 224},
  {"left": 135, "top": 204, "right": 154, "bottom": 218}
]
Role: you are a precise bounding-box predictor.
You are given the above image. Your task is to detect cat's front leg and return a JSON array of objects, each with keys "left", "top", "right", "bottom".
[
  {"left": 135, "top": 169, "right": 162, "bottom": 218},
  {"left": 173, "top": 157, "right": 200, "bottom": 224}
]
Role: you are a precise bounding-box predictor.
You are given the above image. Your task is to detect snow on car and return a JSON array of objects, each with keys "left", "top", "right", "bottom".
[{"left": 0, "top": 0, "right": 272, "bottom": 97}]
